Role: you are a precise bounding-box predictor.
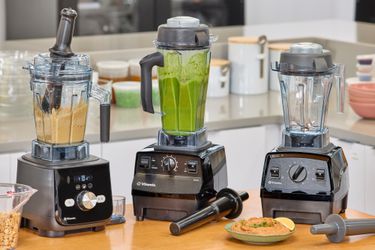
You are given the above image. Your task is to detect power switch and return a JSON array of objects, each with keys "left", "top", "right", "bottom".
[
  {"left": 187, "top": 160, "right": 198, "bottom": 174},
  {"left": 139, "top": 156, "right": 151, "bottom": 169},
  {"left": 316, "top": 169, "right": 325, "bottom": 180},
  {"left": 270, "top": 167, "right": 280, "bottom": 178}
]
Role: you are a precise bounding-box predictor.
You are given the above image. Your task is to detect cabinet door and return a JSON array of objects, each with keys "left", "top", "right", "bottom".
[
  {"left": 364, "top": 145, "right": 375, "bottom": 215},
  {"left": 0, "top": 154, "right": 11, "bottom": 183},
  {"left": 331, "top": 137, "right": 366, "bottom": 212},
  {"left": 209, "top": 126, "right": 267, "bottom": 191},
  {"left": 102, "top": 138, "right": 156, "bottom": 203}
]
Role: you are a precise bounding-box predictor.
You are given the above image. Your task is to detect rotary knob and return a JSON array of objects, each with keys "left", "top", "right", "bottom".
[
  {"left": 162, "top": 156, "right": 177, "bottom": 172},
  {"left": 77, "top": 191, "right": 97, "bottom": 211},
  {"left": 289, "top": 164, "right": 307, "bottom": 183}
]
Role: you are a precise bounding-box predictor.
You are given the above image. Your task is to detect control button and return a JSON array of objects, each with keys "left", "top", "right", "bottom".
[
  {"left": 82, "top": 184, "right": 87, "bottom": 189},
  {"left": 162, "top": 156, "right": 177, "bottom": 172},
  {"left": 97, "top": 195, "right": 106, "bottom": 203},
  {"left": 77, "top": 191, "right": 97, "bottom": 211},
  {"left": 87, "top": 183, "right": 93, "bottom": 189},
  {"left": 187, "top": 160, "right": 198, "bottom": 173},
  {"left": 289, "top": 164, "right": 307, "bottom": 183},
  {"left": 75, "top": 184, "right": 81, "bottom": 190},
  {"left": 139, "top": 156, "right": 151, "bottom": 169},
  {"left": 270, "top": 167, "right": 280, "bottom": 178},
  {"left": 64, "top": 198, "right": 75, "bottom": 207},
  {"left": 316, "top": 169, "right": 325, "bottom": 180}
]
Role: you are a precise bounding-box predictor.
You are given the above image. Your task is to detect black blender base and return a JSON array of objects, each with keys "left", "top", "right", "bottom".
[
  {"left": 261, "top": 195, "right": 348, "bottom": 224},
  {"left": 21, "top": 218, "right": 105, "bottom": 238},
  {"left": 133, "top": 195, "right": 203, "bottom": 221}
]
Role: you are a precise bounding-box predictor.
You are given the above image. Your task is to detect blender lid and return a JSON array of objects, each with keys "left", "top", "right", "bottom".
[
  {"left": 30, "top": 53, "right": 91, "bottom": 80},
  {"left": 155, "top": 16, "right": 211, "bottom": 49},
  {"left": 277, "top": 42, "right": 334, "bottom": 74}
]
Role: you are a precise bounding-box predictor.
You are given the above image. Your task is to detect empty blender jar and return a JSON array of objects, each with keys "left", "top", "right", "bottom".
[
  {"left": 140, "top": 16, "right": 214, "bottom": 139},
  {"left": 272, "top": 43, "right": 345, "bottom": 148}
]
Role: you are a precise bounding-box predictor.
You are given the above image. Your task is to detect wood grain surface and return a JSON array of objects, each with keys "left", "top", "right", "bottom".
[{"left": 17, "top": 191, "right": 375, "bottom": 250}]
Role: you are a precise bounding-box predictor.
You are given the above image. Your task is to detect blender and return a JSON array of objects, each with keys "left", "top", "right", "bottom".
[
  {"left": 16, "top": 8, "right": 113, "bottom": 237},
  {"left": 132, "top": 16, "right": 228, "bottom": 221},
  {"left": 260, "top": 43, "right": 349, "bottom": 224}
]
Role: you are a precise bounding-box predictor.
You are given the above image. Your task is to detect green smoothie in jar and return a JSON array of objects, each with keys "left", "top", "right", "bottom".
[{"left": 158, "top": 49, "right": 210, "bottom": 136}]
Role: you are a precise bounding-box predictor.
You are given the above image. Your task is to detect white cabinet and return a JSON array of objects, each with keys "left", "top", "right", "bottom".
[
  {"left": 331, "top": 137, "right": 366, "bottom": 213},
  {"left": 209, "top": 126, "right": 272, "bottom": 191},
  {"left": 102, "top": 138, "right": 156, "bottom": 202},
  {"left": 0, "top": 154, "right": 10, "bottom": 183},
  {"left": 364, "top": 145, "right": 375, "bottom": 215}
]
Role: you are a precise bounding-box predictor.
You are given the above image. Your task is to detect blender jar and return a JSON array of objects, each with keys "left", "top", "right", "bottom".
[
  {"left": 140, "top": 16, "right": 212, "bottom": 138},
  {"left": 30, "top": 53, "right": 91, "bottom": 145},
  {"left": 272, "top": 43, "right": 345, "bottom": 148},
  {"left": 0, "top": 183, "right": 37, "bottom": 249},
  {"left": 27, "top": 8, "right": 111, "bottom": 161}
]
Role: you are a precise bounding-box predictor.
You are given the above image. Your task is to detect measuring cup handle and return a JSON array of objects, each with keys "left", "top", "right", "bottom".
[{"left": 140, "top": 52, "right": 164, "bottom": 114}]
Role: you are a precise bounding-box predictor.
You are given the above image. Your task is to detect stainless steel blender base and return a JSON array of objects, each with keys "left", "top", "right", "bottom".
[
  {"left": 21, "top": 218, "right": 105, "bottom": 237},
  {"left": 17, "top": 154, "right": 113, "bottom": 237}
]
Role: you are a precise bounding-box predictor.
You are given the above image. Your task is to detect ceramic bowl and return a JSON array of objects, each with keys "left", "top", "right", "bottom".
[
  {"left": 225, "top": 222, "right": 295, "bottom": 244},
  {"left": 350, "top": 96, "right": 375, "bottom": 103},
  {"left": 349, "top": 101, "right": 375, "bottom": 119}
]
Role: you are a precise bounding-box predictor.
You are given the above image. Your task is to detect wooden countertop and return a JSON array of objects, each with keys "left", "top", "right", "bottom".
[{"left": 17, "top": 191, "right": 375, "bottom": 250}]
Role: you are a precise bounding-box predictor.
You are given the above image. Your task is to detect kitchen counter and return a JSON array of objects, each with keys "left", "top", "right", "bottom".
[
  {"left": 17, "top": 190, "right": 375, "bottom": 250},
  {"left": 1, "top": 91, "right": 375, "bottom": 154}
]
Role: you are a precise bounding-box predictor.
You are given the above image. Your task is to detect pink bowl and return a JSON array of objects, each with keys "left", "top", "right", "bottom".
[
  {"left": 350, "top": 95, "right": 375, "bottom": 103},
  {"left": 348, "top": 87, "right": 375, "bottom": 98},
  {"left": 350, "top": 83, "right": 375, "bottom": 92},
  {"left": 349, "top": 101, "right": 375, "bottom": 119}
]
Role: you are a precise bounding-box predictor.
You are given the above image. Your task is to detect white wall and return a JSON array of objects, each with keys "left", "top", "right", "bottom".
[
  {"left": 0, "top": 0, "right": 5, "bottom": 41},
  {"left": 245, "top": 0, "right": 356, "bottom": 25}
]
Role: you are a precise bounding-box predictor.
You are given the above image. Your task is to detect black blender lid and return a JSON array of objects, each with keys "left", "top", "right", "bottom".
[
  {"left": 277, "top": 43, "right": 334, "bottom": 74},
  {"left": 155, "top": 16, "right": 210, "bottom": 49}
]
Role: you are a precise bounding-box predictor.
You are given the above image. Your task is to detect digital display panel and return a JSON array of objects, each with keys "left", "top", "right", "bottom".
[{"left": 73, "top": 175, "right": 93, "bottom": 183}]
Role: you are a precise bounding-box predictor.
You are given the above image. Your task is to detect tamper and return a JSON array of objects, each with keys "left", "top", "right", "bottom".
[
  {"left": 170, "top": 188, "right": 249, "bottom": 236},
  {"left": 310, "top": 214, "right": 375, "bottom": 243}
]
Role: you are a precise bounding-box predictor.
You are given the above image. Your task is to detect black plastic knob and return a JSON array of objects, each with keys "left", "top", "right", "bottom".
[
  {"left": 163, "top": 157, "right": 176, "bottom": 172},
  {"left": 289, "top": 164, "right": 307, "bottom": 183}
]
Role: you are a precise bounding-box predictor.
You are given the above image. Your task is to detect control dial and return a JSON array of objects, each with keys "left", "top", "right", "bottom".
[
  {"left": 77, "top": 191, "right": 97, "bottom": 211},
  {"left": 289, "top": 164, "right": 307, "bottom": 183},
  {"left": 162, "top": 156, "right": 178, "bottom": 172}
]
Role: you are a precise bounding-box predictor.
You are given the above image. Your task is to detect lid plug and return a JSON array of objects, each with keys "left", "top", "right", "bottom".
[{"left": 49, "top": 8, "right": 78, "bottom": 57}]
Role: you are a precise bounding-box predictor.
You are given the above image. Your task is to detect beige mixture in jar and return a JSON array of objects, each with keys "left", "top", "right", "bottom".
[
  {"left": 0, "top": 211, "right": 21, "bottom": 249},
  {"left": 34, "top": 101, "right": 88, "bottom": 144}
]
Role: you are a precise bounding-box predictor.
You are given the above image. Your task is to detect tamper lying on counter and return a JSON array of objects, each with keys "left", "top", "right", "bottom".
[
  {"left": 170, "top": 188, "right": 249, "bottom": 236},
  {"left": 311, "top": 214, "right": 375, "bottom": 243}
]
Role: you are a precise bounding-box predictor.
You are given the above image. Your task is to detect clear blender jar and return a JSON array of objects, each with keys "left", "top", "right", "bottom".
[
  {"left": 140, "top": 16, "right": 213, "bottom": 149},
  {"left": 27, "top": 8, "right": 111, "bottom": 161},
  {"left": 272, "top": 43, "right": 345, "bottom": 148}
]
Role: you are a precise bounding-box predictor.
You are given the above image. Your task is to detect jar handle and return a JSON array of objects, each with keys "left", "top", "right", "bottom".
[
  {"left": 335, "top": 64, "right": 345, "bottom": 113},
  {"left": 91, "top": 84, "right": 111, "bottom": 142},
  {"left": 140, "top": 52, "right": 164, "bottom": 113}
]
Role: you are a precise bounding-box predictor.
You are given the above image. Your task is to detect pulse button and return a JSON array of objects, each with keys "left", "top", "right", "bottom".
[
  {"left": 139, "top": 156, "right": 151, "bottom": 169},
  {"left": 316, "top": 169, "right": 325, "bottom": 180},
  {"left": 187, "top": 161, "right": 198, "bottom": 174},
  {"left": 270, "top": 167, "right": 280, "bottom": 178}
]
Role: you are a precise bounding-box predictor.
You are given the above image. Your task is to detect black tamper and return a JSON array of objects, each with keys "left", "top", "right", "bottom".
[
  {"left": 169, "top": 188, "right": 249, "bottom": 236},
  {"left": 311, "top": 214, "right": 375, "bottom": 243}
]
